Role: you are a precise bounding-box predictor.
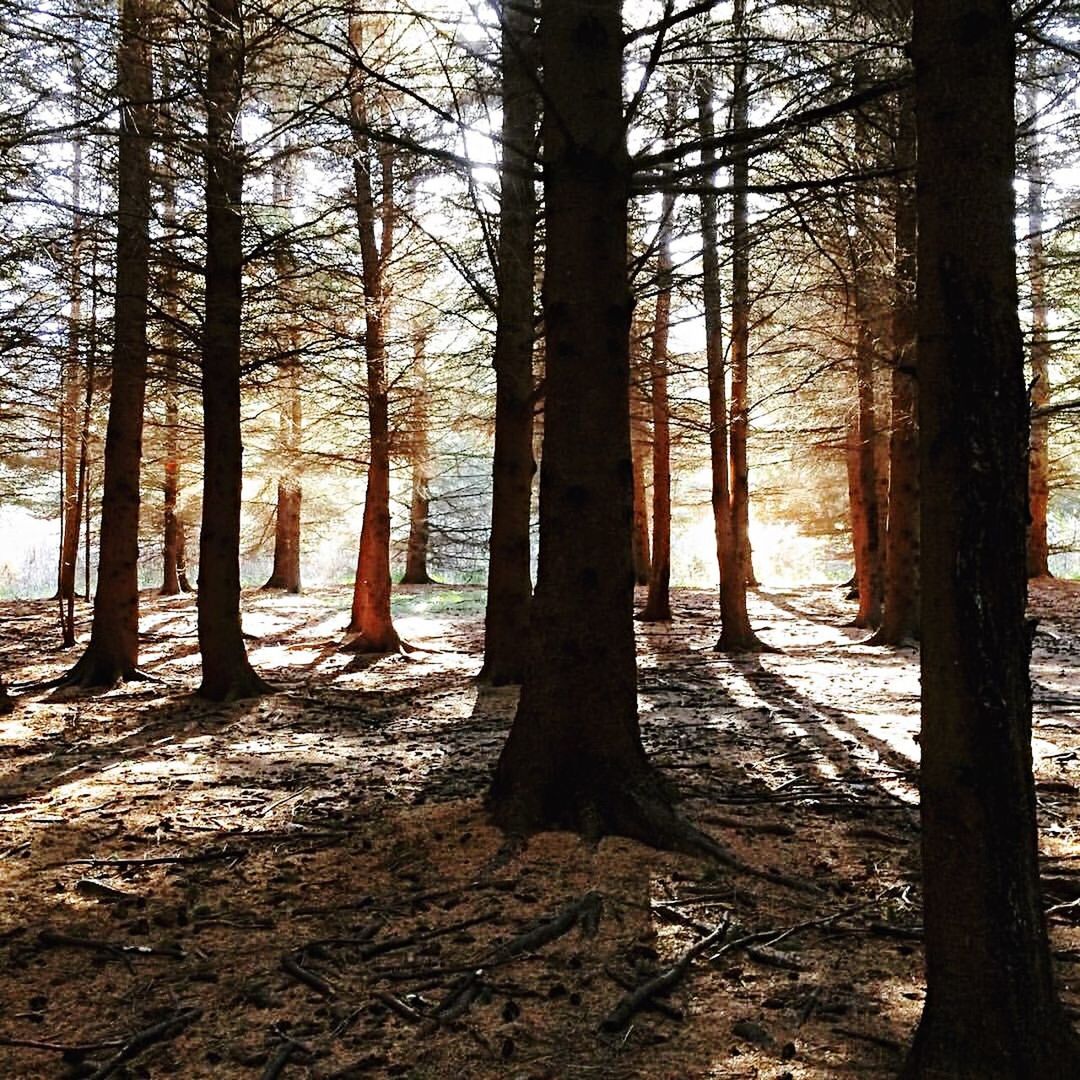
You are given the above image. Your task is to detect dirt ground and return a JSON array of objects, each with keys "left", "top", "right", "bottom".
[{"left": 1, "top": 580, "right": 1079, "bottom": 1079}]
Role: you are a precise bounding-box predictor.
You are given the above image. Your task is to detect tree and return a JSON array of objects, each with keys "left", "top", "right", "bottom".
[
  {"left": 196, "top": 0, "right": 270, "bottom": 701},
  {"left": 698, "top": 76, "right": 766, "bottom": 653},
  {"left": 59, "top": 0, "right": 153, "bottom": 687},
  {"left": 345, "top": 13, "right": 402, "bottom": 654},
  {"left": 1025, "top": 70, "right": 1052, "bottom": 579},
  {"left": 638, "top": 182, "right": 675, "bottom": 623},
  {"left": 400, "top": 328, "right": 434, "bottom": 585},
  {"left": 901, "top": 1, "right": 1080, "bottom": 1074},
  {"left": 479, "top": 0, "right": 538, "bottom": 684},
  {"left": 871, "top": 89, "right": 918, "bottom": 646},
  {"left": 489, "top": 0, "right": 697, "bottom": 847}
]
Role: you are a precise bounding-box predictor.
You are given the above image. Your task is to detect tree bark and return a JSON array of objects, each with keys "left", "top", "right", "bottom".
[
  {"left": 638, "top": 184, "right": 675, "bottom": 623},
  {"left": 159, "top": 57, "right": 185, "bottom": 597},
  {"left": 59, "top": 0, "right": 152, "bottom": 687},
  {"left": 872, "top": 90, "right": 918, "bottom": 645},
  {"left": 489, "top": 0, "right": 689, "bottom": 847},
  {"left": 1026, "top": 73, "right": 1052, "bottom": 580},
  {"left": 729, "top": 0, "right": 758, "bottom": 592},
  {"left": 262, "top": 134, "right": 303, "bottom": 593},
  {"left": 700, "top": 78, "right": 764, "bottom": 652},
  {"left": 401, "top": 332, "right": 434, "bottom": 585},
  {"left": 197, "top": 0, "right": 270, "bottom": 701},
  {"left": 479, "top": 0, "right": 537, "bottom": 684},
  {"left": 58, "top": 73, "right": 85, "bottom": 632},
  {"left": 345, "top": 15, "right": 401, "bottom": 653},
  {"left": 901, "top": 3, "right": 1080, "bottom": 1074},
  {"left": 629, "top": 373, "right": 651, "bottom": 586}
]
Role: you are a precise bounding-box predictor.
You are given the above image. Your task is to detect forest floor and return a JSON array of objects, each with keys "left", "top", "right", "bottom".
[{"left": 1, "top": 581, "right": 1080, "bottom": 1080}]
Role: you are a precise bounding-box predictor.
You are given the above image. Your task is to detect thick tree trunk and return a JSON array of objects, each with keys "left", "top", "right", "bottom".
[
  {"left": 59, "top": 0, "right": 152, "bottom": 687},
  {"left": 489, "top": 0, "right": 691, "bottom": 848},
  {"left": 638, "top": 186, "right": 675, "bottom": 623},
  {"left": 479, "top": 0, "right": 537, "bottom": 683},
  {"left": 346, "top": 16, "right": 400, "bottom": 653},
  {"left": 872, "top": 92, "right": 918, "bottom": 646},
  {"left": 901, "top": 3, "right": 1080, "bottom": 1075},
  {"left": 729, "top": 0, "right": 758, "bottom": 593},
  {"left": 1026, "top": 76, "right": 1052, "bottom": 580},
  {"left": 263, "top": 137, "right": 303, "bottom": 593},
  {"left": 197, "top": 0, "right": 270, "bottom": 701}
]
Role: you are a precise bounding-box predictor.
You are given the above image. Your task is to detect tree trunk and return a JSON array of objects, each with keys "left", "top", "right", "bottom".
[
  {"left": 59, "top": 0, "right": 152, "bottom": 687},
  {"left": 401, "top": 332, "right": 434, "bottom": 585},
  {"left": 58, "top": 92, "right": 84, "bottom": 631},
  {"left": 700, "top": 79, "right": 764, "bottom": 652},
  {"left": 197, "top": 0, "right": 270, "bottom": 701},
  {"left": 638, "top": 185, "right": 675, "bottom": 623},
  {"left": 160, "top": 59, "right": 185, "bottom": 597},
  {"left": 1026, "top": 73, "right": 1052, "bottom": 580},
  {"left": 346, "top": 16, "right": 401, "bottom": 653},
  {"left": 873, "top": 91, "right": 918, "bottom": 646},
  {"left": 851, "top": 279, "right": 882, "bottom": 629},
  {"left": 263, "top": 135, "right": 303, "bottom": 593},
  {"left": 729, "top": 0, "right": 758, "bottom": 592},
  {"left": 479, "top": 0, "right": 537, "bottom": 684},
  {"left": 489, "top": 0, "right": 694, "bottom": 850},
  {"left": 901, "top": 3, "right": 1080, "bottom": 1075},
  {"left": 629, "top": 375, "right": 651, "bottom": 586}
]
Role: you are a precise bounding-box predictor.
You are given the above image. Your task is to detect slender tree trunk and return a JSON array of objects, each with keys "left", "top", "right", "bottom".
[
  {"left": 851, "top": 277, "right": 882, "bottom": 628},
  {"left": 346, "top": 16, "right": 400, "bottom": 653},
  {"left": 901, "top": 3, "right": 1080, "bottom": 1074},
  {"left": 263, "top": 135, "right": 303, "bottom": 592},
  {"left": 489, "top": 0, "right": 699, "bottom": 851},
  {"left": 1026, "top": 74, "right": 1052, "bottom": 579},
  {"left": 699, "top": 79, "right": 764, "bottom": 651},
  {"left": 639, "top": 186, "right": 675, "bottom": 623},
  {"left": 59, "top": 95, "right": 84, "bottom": 627},
  {"left": 59, "top": 0, "right": 152, "bottom": 687},
  {"left": 729, "top": 0, "right": 758, "bottom": 592},
  {"left": 873, "top": 91, "right": 918, "bottom": 645},
  {"left": 401, "top": 332, "right": 434, "bottom": 585},
  {"left": 629, "top": 373, "right": 651, "bottom": 586},
  {"left": 160, "top": 59, "right": 185, "bottom": 597},
  {"left": 197, "top": 0, "right": 269, "bottom": 701},
  {"left": 479, "top": 0, "right": 537, "bottom": 683}
]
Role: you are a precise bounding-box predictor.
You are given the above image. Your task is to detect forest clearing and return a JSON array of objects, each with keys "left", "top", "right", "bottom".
[{"left": 2, "top": 580, "right": 1079, "bottom": 1079}]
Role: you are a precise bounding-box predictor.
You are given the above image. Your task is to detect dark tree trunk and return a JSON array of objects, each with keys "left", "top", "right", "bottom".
[
  {"left": 401, "top": 333, "right": 434, "bottom": 585},
  {"left": 346, "top": 16, "right": 401, "bottom": 654},
  {"left": 638, "top": 185, "right": 674, "bottom": 623},
  {"left": 263, "top": 138, "right": 303, "bottom": 593},
  {"left": 479, "top": 0, "right": 537, "bottom": 683},
  {"left": 197, "top": 0, "right": 270, "bottom": 701},
  {"left": 901, "top": 2, "right": 1080, "bottom": 1075},
  {"left": 489, "top": 0, "right": 694, "bottom": 849},
  {"left": 850, "top": 283, "right": 882, "bottom": 629},
  {"left": 1025, "top": 74, "right": 1052, "bottom": 580},
  {"left": 699, "top": 79, "right": 764, "bottom": 652},
  {"left": 872, "top": 91, "right": 919, "bottom": 646},
  {"left": 629, "top": 375, "right": 651, "bottom": 586},
  {"left": 59, "top": 0, "right": 152, "bottom": 687},
  {"left": 160, "top": 60, "right": 185, "bottom": 597},
  {"left": 729, "top": 0, "right": 758, "bottom": 592},
  {"left": 58, "top": 95, "right": 84, "bottom": 632}
]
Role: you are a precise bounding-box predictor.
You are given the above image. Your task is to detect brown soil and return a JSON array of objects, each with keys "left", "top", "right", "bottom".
[{"left": 1, "top": 581, "right": 1078, "bottom": 1079}]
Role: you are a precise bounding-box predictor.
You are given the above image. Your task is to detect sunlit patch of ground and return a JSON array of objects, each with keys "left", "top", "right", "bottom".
[{"left": 0, "top": 580, "right": 1077, "bottom": 1077}]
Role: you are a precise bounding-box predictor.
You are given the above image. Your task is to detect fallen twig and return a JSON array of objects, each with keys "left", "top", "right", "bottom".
[
  {"left": 85, "top": 1007, "right": 200, "bottom": 1079},
  {"left": 37, "top": 928, "right": 184, "bottom": 960},
  {"left": 483, "top": 891, "right": 602, "bottom": 964},
  {"left": 281, "top": 954, "right": 337, "bottom": 999}
]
